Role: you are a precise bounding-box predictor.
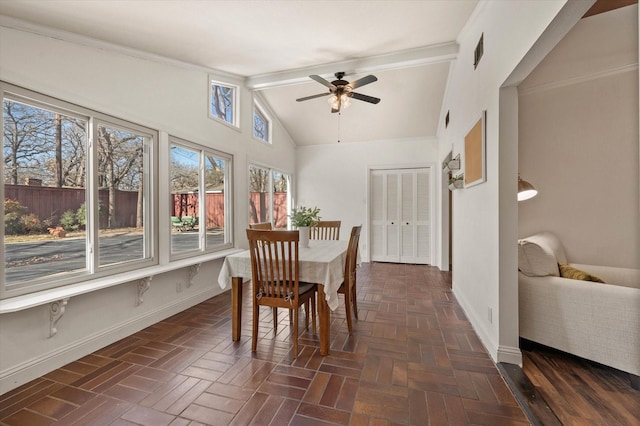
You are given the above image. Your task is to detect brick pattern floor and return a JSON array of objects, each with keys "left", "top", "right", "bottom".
[{"left": 0, "top": 263, "right": 529, "bottom": 425}]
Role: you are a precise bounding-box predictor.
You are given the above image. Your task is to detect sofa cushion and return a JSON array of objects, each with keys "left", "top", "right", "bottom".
[
  {"left": 518, "top": 232, "right": 567, "bottom": 277},
  {"left": 559, "top": 264, "right": 605, "bottom": 283}
]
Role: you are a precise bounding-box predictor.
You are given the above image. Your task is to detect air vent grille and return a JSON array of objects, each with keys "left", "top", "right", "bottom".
[{"left": 474, "top": 33, "right": 484, "bottom": 69}]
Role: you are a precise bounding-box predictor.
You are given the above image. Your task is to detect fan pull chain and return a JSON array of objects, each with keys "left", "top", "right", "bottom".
[{"left": 337, "top": 112, "right": 341, "bottom": 143}]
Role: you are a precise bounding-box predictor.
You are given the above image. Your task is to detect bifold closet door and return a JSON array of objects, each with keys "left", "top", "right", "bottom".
[{"left": 370, "top": 168, "right": 431, "bottom": 264}]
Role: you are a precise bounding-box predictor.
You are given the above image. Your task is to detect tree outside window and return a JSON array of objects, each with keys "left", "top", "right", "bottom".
[
  {"left": 210, "top": 81, "right": 237, "bottom": 126},
  {"left": 253, "top": 104, "right": 270, "bottom": 143}
]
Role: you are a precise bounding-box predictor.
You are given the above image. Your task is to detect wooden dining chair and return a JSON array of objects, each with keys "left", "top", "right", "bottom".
[
  {"left": 250, "top": 222, "right": 305, "bottom": 326},
  {"left": 249, "top": 222, "right": 308, "bottom": 327},
  {"left": 249, "top": 222, "right": 273, "bottom": 230},
  {"left": 246, "top": 229, "right": 317, "bottom": 358},
  {"left": 337, "top": 225, "right": 362, "bottom": 333},
  {"left": 310, "top": 220, "right": 341, "bottom": 240}
]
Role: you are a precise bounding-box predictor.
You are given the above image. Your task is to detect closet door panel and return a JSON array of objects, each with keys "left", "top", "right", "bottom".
[
  {"left": 370, "top": 172, "right": 384, "bottom": 260},
  {"left": 370, "top": 167, "right": 431, "bottom": 264},
  {"left": 415, "top": 169, "right": 431, "bottom": 264}
]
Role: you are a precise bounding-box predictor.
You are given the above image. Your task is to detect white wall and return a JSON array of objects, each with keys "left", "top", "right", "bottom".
[
  {"left": 438, "top": 0, "right": 588, "bottom": 364},
  {"left": 296, "top": 137, "right": 439, "bottom": 262},
  {"left": 519, "top": 5, "right": 639, "bottom": 268},
  {"left": 0, "top": 24, "right": 296, "bottom": 393}
]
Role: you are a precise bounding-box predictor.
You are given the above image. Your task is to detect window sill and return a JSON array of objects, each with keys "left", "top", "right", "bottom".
[
  {"left": 253, "top": 137, "right": 272, "bottom": 145},
  {"left": 0, "top": 248, "right": 243, "bottom": 314},
  {"left": 208, "top": 114, "right": 241, "bottom": 133}
]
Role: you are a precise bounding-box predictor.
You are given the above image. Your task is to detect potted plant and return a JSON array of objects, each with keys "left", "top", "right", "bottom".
[
  {"left": 449, "top": 174, "right": 464, "bottom": 191},
  {"left": 289, "top": 206, "right": 321, "bottom": 248}
]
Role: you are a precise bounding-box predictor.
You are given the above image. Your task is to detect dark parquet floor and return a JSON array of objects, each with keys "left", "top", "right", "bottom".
[
  {"left": 1, "top": 263, "right": 531, "bottom": 425},
  {"left": 519, "top": 341, "right": 640, "bottom": 426}
]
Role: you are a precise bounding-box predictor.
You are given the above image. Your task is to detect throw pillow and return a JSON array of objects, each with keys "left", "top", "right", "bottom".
[
  {"left": 517, "top": 232, "right": 568, "bottom": 277},
  {"left": 558, "top": 264, "right": 605, "bottom": 283}
]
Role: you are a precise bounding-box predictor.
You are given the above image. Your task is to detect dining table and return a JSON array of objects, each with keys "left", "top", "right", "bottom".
[{"left": 217, "top": 239, "right": 349, "bottom": 356}]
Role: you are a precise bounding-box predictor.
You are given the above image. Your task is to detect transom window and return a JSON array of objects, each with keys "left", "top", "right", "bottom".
[
  {"left": 253, "top": 102, "right": 271, "bottom": 143},
  {"left": 209, "top": 79, "right": 238, "bottom": 127},
  {"left": 249, "top": 164, "right": 290, "bottom": 229},
  {"left": 170, "top": 138, "right": 232, "bottom": 257},
  {"left": 2, "top": 84, "right": 157, "bottom": 298}
]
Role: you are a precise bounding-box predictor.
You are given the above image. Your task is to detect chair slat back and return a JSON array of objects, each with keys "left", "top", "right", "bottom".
[
  {"left": 311, "top": 220, "right": 341, "bottom": 240},
  {"left": 246, "top": 229, "right": 300, "bottom": 305},
  {"left": 344, "top": 226, "right": 362, "bottom": 291},
  {"left": 249, "top": 222, "right": 273, "bottom": 230}
]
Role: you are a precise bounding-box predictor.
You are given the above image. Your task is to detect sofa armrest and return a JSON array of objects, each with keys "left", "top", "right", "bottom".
[{"left": 569, "top": 264, "right": 640, "bottom": 289}]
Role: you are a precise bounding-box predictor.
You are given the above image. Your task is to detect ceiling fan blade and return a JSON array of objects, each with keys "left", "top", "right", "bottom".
[
  {"left": 309, "top": 75, "right": 336, "bottom": 90},
  {"left": 348, "top": 75, "right": 377, "bottom": 90},
  {"left": 296, "top": 92, "right": 331, "bottom": 102},
  {"left": 350, "top": 92, "right": 381, "bottom": 104}
]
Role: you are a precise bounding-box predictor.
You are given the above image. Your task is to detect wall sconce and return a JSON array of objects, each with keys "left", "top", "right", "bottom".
[{"left": 517, "top": 175, "right": 537, "bottom": 201}]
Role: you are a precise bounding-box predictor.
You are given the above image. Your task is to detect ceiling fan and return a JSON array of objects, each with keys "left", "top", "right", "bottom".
[{"left": 296, "top": 72, "right": 380, "bottom": 113}]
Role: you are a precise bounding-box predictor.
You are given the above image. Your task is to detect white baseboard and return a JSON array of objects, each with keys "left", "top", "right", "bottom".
[
  {"left": 0, "top": 288, "right": 216, "bottom": 395},
  {"left": 497, "top": 345, "right": 523, "bottom": 366},
  {"left": 452, "top": 287, "right": 522, "bottom": 367},
  {"left": 452, "top": 286, "right": 499, "bottom": 362}
]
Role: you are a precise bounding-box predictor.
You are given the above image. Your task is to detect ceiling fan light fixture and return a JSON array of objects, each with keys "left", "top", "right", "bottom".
[
  {"left": 327, "top": 93, "right": 350, "bottom": 111},
  {"left": 340, "top": 94, "right": 351, "bottom": 108},
  {"left": 328, "top": 95, "right": 339, "bottom": 109},
  {"left": 299, "top": 72, "right": 380, "bottom": 113}
]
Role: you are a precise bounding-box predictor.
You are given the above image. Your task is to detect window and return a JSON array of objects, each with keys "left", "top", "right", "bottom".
[
  {"left": 209, "top": 79, "right": 238, "bottom": 127},
  {"left": 253, "top": 102, "right": 271, "bottom": 143},
  {"left": 170, "top": 138, "right": 232, "bottom": 257},
  {"left": 2, "top": 84, "right": 157, "bottom": 298},
  {"left": 249, "top": 164, "right": 289, "bottom": 229},
  {"left": 96, "top": 122, "right": 152, "bottom": 267}
]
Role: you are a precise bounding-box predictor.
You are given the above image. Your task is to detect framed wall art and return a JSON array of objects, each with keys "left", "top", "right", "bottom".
[{"left": 464, "top": 110, "right": 486, "bottom": 188}]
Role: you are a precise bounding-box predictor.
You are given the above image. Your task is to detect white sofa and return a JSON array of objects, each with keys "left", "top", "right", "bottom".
[{"left": 517, "top": 232, "right": 640, "bottom": 389}]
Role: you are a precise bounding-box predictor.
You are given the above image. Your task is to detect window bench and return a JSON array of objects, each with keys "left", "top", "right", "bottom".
[{"left": 0, "top": 248, "right": 243, "bottom": 315}]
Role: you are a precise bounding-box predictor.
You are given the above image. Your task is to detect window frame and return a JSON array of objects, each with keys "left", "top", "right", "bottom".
[
  {"left": 92, "top": 117, "right": 157, "bottom": 271},
  {"left": 1, "top": 83, "right": 158, "bottom": 299},
  {"left": 248, "top": 163, "right": 291, "bottom": 230},
  {"left": 252, "top": 100, "right": 272, "bottom": 144},
  {"left": 169, "top": 136, "right": 233, "bottom": 260},
  {"left": 208, "top": 78, "right": 240, "bottom": 129}
]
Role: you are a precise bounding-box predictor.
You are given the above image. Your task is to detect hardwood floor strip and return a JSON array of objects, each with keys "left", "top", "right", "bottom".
[{"left": 498, "top": 362, "right": 560, "bottom": 426}]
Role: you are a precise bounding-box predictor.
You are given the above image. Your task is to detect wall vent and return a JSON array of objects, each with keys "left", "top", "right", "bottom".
[{"left": 474, "top": 33, "right": 484, "bottom": 69}]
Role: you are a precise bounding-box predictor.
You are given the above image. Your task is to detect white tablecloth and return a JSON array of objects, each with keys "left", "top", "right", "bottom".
[{"left": 217, "top": 240, "right": 348, "bottom": 311}]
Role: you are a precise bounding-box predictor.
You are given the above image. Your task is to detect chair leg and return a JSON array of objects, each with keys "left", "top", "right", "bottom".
[
  {"left": 352, "top": 286, "right": 359, "bottom": 320},
  {"left": 344, "top": 286, "right": 353, "bottom": 333},
  {"left": 252, "top": 302, "right": 259, "bottom": 352},
  {"left": 311, "top": 293, "right": 317, "bottom": 333},
  {"left": 273, "top": 307, "right": 278, "bottom": 331},
  {"left": 304, "top": 300, "right": 310, "bottom": 330},
  {"left": 293, "top": 306, "right": 299, "bottom": 358}
]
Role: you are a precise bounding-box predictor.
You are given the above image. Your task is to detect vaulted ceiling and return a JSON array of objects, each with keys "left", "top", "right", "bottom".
[
  {"left": 2, "top": 1, "right": 632, "bottom": 146},
  {"left": 0, "top": 0, "right": 478, "bottom": 145}
]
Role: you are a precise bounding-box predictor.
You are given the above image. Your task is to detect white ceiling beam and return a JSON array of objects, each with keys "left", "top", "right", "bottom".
[{"left": 246, "top": 42, "right": 459, "bottom": 90}]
